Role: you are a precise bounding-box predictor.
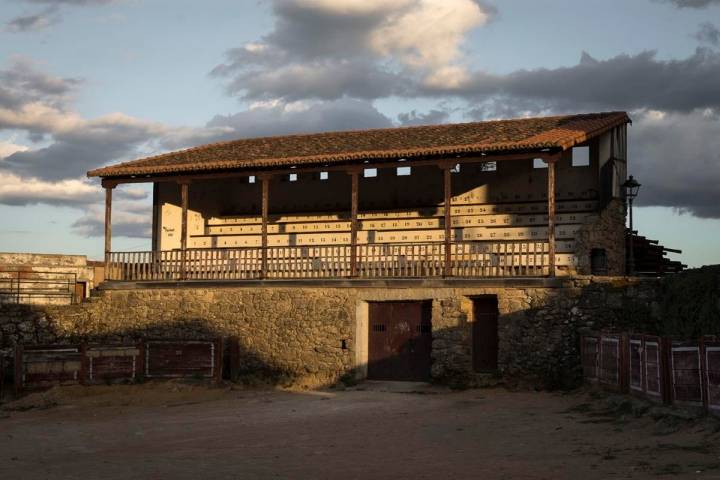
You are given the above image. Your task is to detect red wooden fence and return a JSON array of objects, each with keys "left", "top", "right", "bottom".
[
  {"left": 582, "top": 332, "right": 720, "bottom": 415},
  {"left": 12, "top": 339, "right": 222, "bottom": 392}
]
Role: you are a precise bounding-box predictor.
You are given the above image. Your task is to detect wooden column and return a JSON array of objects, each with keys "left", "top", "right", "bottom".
[
  {"left": 260, "top": 175, "right": 270, "bottom": 279},
  {"left": 545, "top": 156, "right": 558, "bottom": 277},
  {"left": 103, "top": 182, "right": 116, "bottom": 271},
  {"left": 179, "top": 181, "right": 189, "bottom": 280},
  {"left": 442, "top": 165, "right": 452, "bottom": 276},
  {"left": 349, "top": 169, "right": 359, "bottom": 277}
]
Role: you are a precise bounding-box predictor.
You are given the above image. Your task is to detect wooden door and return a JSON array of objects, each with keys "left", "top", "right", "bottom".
[
  {"left": 368, "top": 301, "right": 432, "bottom": 381},
  {"left": 473, "top": 296, "right": 499, "bottom": 372}
]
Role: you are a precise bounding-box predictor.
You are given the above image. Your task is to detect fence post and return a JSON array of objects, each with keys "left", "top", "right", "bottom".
[
  {"left": 700, "top": 337, "right": 709, "bottom": 413},
  {"left": 620, "top": 333, "right": 629, "bottom": 393},
  {"left": 661, "top": 336, "right": 673, "bottom": 405}
]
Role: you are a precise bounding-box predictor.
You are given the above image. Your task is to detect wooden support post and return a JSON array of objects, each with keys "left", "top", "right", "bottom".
[
  {"left": 103, "top": 182, "right": 116, "bottom": 274},
  {"left": 260, "top": 175, "right": 270, "bottom": 279},
  {"left": 545, "top": 156, "right": 558, "bottom": 277},
  {"left": 442, "top": 165, "right": 452, "bottom": 276},
  {"left": 349, "top": 169, "right": 359, "bottom": 277},
  {"left": 179, "top": 181, "right": 189, "bottom": 280}
]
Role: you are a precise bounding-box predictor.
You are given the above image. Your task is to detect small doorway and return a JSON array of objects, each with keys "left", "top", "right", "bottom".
[
  {"left": 472, "top": 296, "right": 499, "bottom": 372},
  {"left": 367, "top": 301, "right": 432, "bottom": 381}
]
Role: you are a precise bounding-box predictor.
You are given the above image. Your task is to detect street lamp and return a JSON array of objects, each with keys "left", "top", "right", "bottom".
[{"left": 623, "top": 175, "right": 641, "bottom": 275}]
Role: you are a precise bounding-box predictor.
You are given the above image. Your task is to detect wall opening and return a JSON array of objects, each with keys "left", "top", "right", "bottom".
[
  {"left": 472, "top": 295, "right": 499, "bottom": 372},
  {"left": 591, "top": 248, "right": 608, "bottom": 275}
]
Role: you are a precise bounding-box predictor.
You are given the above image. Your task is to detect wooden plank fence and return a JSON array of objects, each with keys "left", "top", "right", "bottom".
[
  {"left": 106, "top": 240, "right": 569, "bottom": 281},
  {"left": 11, "top": 339, "right": 222, "bottom": 392},
  {"left": 582, "top": 332, "right": 720, "bottom": 415}
]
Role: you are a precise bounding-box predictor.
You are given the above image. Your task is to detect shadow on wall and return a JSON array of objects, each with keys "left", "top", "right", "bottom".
[{"left": 2, "top": 270, "right": 716, "bottom": 395}]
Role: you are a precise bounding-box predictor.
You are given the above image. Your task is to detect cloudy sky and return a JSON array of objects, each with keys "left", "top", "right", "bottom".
[{"left": 1, "top": 0, "right": 719, "bottom": 267}]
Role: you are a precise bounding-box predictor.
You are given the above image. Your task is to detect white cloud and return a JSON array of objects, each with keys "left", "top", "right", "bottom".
[
  {"left": 293, "top": 0, "right": 414, "bottom": 16},
  {"left": 0, "top": 171, "right": 100, "bottom": 206},
  {"left": 369, "top": 0, "right": 487, "bottom": 75},
  {"left": 72, "top": 203, "right": 152, "bottom": 238},
  {"left": 214, "top": 0, "right": 489, "bottom": 100}
]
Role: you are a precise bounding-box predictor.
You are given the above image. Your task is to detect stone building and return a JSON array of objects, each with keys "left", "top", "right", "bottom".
[{"left": 80, "top": 112, "right": 635, "bottom": 386}]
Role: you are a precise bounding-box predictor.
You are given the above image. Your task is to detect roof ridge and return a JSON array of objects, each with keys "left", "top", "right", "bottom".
[{"left": 88, "top": 111, "right": 630, "bottom": 178}]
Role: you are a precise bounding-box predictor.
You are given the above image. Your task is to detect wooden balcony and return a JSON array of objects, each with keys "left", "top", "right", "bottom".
[{"left": 106, "top": 240, "right": 564, "bottom": 282}]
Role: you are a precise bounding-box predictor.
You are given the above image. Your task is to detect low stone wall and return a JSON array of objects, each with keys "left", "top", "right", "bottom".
[
  {"left": 0, "top": 277, "right": 665, "bottom": 389},
  {"left": 0, "top": 252, "right": 102, "bottom": 303}
]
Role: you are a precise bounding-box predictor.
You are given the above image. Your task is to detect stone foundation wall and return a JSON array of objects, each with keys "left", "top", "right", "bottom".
[{"left": 0, "top": 277, "right": 662, "bottom": 389}]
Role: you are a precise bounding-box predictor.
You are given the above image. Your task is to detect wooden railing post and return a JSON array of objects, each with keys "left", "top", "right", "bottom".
[
  {"left": 260, "top": 174, "right": 271, "bottom": 279},
  {"left": 179, "top": 181, "right": 190, "bottom": 280},
  {"left": 348, "top": 168, "right": 360, "bottom": 277},
  {"left": 102, "top": 180, "right": 116, "bottom": 278},
  {"left": 441, "top": 164, "right": 452, "bottom": 276},
  {"left": 544, "top": 155, "right": 559, "bottom": 277}
]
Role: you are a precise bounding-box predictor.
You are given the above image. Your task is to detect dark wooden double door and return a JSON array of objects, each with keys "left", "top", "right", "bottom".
[{"left": 368, "top": 301, "right": 432, "bottom": 381}]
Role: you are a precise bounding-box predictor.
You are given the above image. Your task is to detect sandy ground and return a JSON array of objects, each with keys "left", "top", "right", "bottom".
[{"left": 1, "top": 382, "right": 720, "bottom": 480}]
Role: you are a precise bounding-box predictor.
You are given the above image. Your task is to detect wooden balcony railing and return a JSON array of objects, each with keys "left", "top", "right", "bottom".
[{"left": 106, "top": 241, "right": 553, "bottom": 282}]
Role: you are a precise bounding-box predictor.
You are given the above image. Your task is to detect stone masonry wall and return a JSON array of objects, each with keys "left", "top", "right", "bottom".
[
  {"left": 0, "top": 277, "right": 662, "bottom": 389},
  {"left": 575, "top": 199, "right": 627, "bottom": 276}
]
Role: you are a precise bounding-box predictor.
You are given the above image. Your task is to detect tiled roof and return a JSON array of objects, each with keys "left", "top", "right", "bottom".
[{"left": 88, "top": 111, "right": 630, "bottom": 178}]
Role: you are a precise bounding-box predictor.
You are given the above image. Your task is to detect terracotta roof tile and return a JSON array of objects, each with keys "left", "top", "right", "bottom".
[{"left": 88, "top": 111, "right": 630, "bottom": 178}]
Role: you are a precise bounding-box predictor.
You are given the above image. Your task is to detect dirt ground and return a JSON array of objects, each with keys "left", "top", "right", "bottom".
[{"left": 1, "top": 382, "right": 720, "bottom": 480}]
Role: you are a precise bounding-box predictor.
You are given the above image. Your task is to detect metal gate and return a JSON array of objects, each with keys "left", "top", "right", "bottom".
[
  {"left": 15, "top": 345, "right": 82, "bottom": 391},
  {"left": 644, "top": 336, "right": 663, "bottom": 399},
  {"left": 85, "top": 345, "right": 143, "bottom": 384},
  {"left": 144, "top": 340, "right": 222, "bottom": 380},
  {"left": 368, "top": 301, "right": 432, "bottom": 381},
  {"left": 671, "top": 342, "right": 703, "bottom": 407}
]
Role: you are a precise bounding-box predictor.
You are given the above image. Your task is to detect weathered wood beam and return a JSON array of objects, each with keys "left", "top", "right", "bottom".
[
  {"left": 442, "top": 165, "right": 452, "bottom": 276},
  {"left": 544, "top": 155, "right": 560, "bottom": 277},
  {"left": 95, "top": 150, "right": 563, "bottom": 186},
  {"left": 260, "top": 174, "right": 271, "bottom": 278},
  {"left": 349, "top": 169, "right": 360, "bottom": 277},
  {"left": 104, "top": 184, "right": 115, "bottom": 271},
  {"left": 179, "top": 181, "right": 190, "bottom": 280}
]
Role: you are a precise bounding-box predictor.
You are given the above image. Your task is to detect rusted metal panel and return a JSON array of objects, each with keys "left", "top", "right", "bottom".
[
  {"left": 145, "top": 339, "right": 221, "bottom": 380},
  {"left": 670, "top": 342, "right": 703, "bottom": 407},
  {"left": 472, "top": 296, "right": 499, "bottom": 372},
  {"left": 367, "top": 301, "right": 432, "bottom": 381},
  {"left": 15, "top": 344, "right": 82, "bottom": 392},
  {"left": 599, "top": 334, "right": 621, "bottom": 388},
  {"left": 84, "top": 344, "right": 142, "bottom": 384}
]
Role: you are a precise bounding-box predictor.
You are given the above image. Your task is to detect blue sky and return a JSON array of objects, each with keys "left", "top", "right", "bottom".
[{"left": 1, "top": 0, "right": 719, "bottom": 267}]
